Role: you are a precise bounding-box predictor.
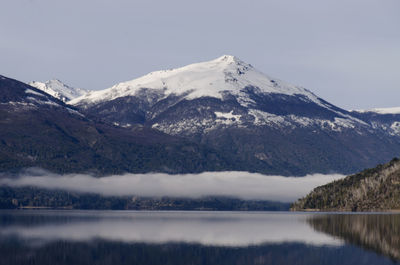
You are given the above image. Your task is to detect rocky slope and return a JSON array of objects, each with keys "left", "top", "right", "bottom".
[
  {"left": 70, "top": 55, "right": 400, "bottom": 175},
  {"left": 291, "top": 158, "right": 400, "bottom": 211}
]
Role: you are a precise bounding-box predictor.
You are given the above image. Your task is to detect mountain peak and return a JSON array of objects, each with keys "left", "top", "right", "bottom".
[
  {"left": 214, "top": 54, "right": 242, "bottom": 64},
  {"left": 71, "top": 55, "right": 316, "bottom": 106},
  {"left": 209, "top": 54, "right": 254, "bottom": 73},
  {"left": 47, "top": 79, "right": 66, "bottom": 85},
  {"left": 29, "top": 79, "right": 89, "bottom": 103}
]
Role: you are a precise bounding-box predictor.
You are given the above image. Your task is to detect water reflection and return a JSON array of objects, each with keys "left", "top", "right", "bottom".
[
  {"left": 0, "top": 211, "right": 340, "bottom": 246},
  {"left": 0, "top": 211, "right": 399, "bottom": 265},
  {"left": 308, "top": 213, "right": 400, "bottom": 261}
]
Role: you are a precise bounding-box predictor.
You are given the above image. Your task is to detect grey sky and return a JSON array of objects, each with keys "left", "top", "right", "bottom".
[{"left": 1, "top": 0, "right": 399, "bottom": 110}]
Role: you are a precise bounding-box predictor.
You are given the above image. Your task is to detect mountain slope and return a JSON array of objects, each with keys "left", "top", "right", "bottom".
[
  {"left": 71, "top": 56, "right": 400, "bottom": 175},
  {"left": 351, "top": 109, "right": 400, "bottom": 136},
  {"left": 0, "top": 75, "right": 234, "bottom": 174},
  {"left": 29, "top": 79, "right": 89, "bottom": 103},
  {"left": 291, "top": 158, "right": 400, "bottom": 211}
]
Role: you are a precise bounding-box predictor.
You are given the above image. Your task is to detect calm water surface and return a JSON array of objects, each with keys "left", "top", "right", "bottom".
[{"left": 0, "top": 210, "right": 399, "bottom": 265}]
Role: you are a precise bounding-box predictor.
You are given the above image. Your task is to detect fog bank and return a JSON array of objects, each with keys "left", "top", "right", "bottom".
[{"left": 0, "top": 170, "right": 345, "bottom": 202}]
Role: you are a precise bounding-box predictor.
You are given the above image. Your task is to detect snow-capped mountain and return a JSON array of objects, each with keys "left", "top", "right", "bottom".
[
  {"left": 72, "top": 55, "right": 366, "bottom": 133},
  {"left": 351, "top": 107, "right": 400, "bottom": 137},
  {"left": 355, "top": 107, "right": 400, "bottom": 115},
  {"left": 71, "top": 56, "right": 400, "bottom": 175},
  {"left": 29, "top": 79, "right": 89, "bottom": 103},
  {"left": 72, "top": 55, "right": 318, "bottom": 105}
]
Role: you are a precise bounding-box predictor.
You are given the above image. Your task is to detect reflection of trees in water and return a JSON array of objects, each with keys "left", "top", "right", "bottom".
[
  {"left": 0, "top": 240, "right": 397, "bottom": 265},
  {"left": 308, "top": 214, "right": 400, "bottom": 261}
]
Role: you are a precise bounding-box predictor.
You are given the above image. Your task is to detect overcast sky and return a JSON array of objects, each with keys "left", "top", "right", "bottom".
[{"left": 1, "top": 0, "right": 399, "bottom": 110}]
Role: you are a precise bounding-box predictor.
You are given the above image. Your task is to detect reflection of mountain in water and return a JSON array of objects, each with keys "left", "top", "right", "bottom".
[
  {"left": 308, "top": 214, "right": 400, "bottom": 261},
  {"left": 0, "top": 211, "right": 399, "bottom": 265},
  {"left": 0, "top": 239, "right": 398, "bottom": 265}
]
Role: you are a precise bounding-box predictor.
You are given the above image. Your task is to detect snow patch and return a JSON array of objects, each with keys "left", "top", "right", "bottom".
[
  {"left": 66, "top": 108, "right": 85, "bottom": 117},
  {"left": 1, "top": 101, "right": 35, "bottom": 107},
  {"left": 288, "top": 115, "right": 313, "bottom": 127},
  {"left": 214, "top": 111, "right": 242, "bottom": 124},
  {"left": 26, "top": 97, "right": 59, "bottom": 107},
  {"left": 333, "top": 117, "right": 356, "bottom": 129},
  {"left": 151, "top": 114, "right": 247, "bottom": 136},
  {"left": 248, "top": 109, "right": 358, "bottom": 132},
  {"left": 25, "top": 89, "right": 45, "bottom": 97},
  {"left": 248, "top": 109, "right": 288, "bottom": 127},
  {"left": 390, "top": 122, "right": 400, "bottom": 135}
]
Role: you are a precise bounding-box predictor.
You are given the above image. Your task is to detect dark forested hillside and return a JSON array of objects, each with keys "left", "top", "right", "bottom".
[
  {"left": 0, "top": 75, "right": 234, "bottom": 175},
  {"left": 291, "top": 158, "right": 400, "bottom": 211}
]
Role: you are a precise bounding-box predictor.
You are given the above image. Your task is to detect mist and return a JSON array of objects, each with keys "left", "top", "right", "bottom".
[{"left": 0, "top": 169, "right": 345, "bottom": 202}]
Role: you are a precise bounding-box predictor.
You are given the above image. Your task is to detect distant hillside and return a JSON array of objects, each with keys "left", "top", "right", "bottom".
[
  {"left": 291, "top": 158, "right": 400, "bottom": 211},
  {"left": 0, "top": 75, "right": 234, "bottom": 175}
]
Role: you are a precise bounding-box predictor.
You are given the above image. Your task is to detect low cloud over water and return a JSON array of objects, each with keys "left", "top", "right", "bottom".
[{"left": 0, "top": 169, "right": 345, "bottom": 202}]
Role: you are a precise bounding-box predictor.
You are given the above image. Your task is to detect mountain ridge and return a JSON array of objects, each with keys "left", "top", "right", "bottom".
[
  {"left": 29, "top": 79, "right": 89, "bottom": 103},
  {"left": 0, "top": 75, "right": 235, "bottom": 175},
  {"left": 355, "top": 107, "right": 400, "bottom": 115},
  {"left": 66, "top": 56, "right": 400, "bottom": 175},
  {"left": 3, "top": 55, "right": 400, "bottom": 176}
]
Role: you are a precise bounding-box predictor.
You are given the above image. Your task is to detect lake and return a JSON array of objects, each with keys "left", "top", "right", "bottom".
[{"left": 0, "top": 210, "right": 399, "bottom": 265}]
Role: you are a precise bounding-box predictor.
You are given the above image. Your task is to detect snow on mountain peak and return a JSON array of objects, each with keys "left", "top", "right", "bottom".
[
  {"left": 70, "top": 55, "right": 319, "bottom": 106},
  {"left": 29, "top": 79, "right": 89, "bottom": 103},
  {"left": 214, "top": 54, "right": 245, "bottom": 64},
  {"left": 356, "top": 107, "right": 400, "bottom": 115}
]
